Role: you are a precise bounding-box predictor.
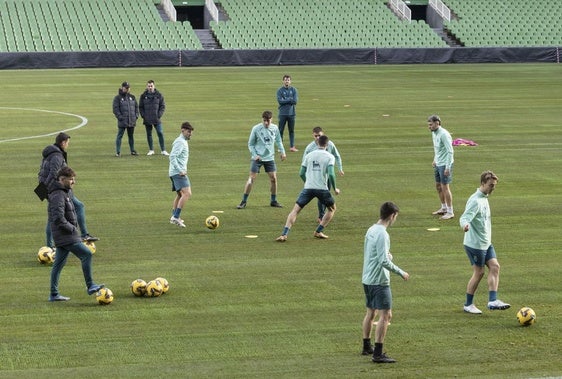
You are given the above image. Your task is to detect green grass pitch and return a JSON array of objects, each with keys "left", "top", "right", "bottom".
[{"left": 0, "top": 64, "right": 560, "bottom": 378}]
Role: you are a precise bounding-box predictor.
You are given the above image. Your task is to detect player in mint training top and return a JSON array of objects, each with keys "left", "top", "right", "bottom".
[
  {"left": 460, "top": 170, "right": 510, "bottom": 314},
  {"left": 303, "top": 126, "right": 344, "bottom": 222},
  {"left": 427, "top": 115, "right": 455, "bottom": 220},
  {"left": 237, "top": 110, "right": 286, "bottom": 209},
  {"left": 361, "top": 201, "right": 409, "bottom": 363},
  {"left": 276, "top": 135, "right": 340, "bottom": 241},
  {"left": 168, "top": 122, "right": 194, "bottom": 228}
]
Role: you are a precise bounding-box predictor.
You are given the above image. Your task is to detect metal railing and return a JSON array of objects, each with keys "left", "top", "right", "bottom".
[
  {"left": 389, "top": 0, "right": 412, "bottom": 22},
  {"left": 160, "top": 0, "right": 177, "bottom": 22},
  {"left": 206, "top": 0, "right": 219, "bottom": 22},
  {"left": 429, "top": 0, "right": 451, "bottom": 22}
]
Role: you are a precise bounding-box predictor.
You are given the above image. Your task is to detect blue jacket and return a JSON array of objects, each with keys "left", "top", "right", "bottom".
[{"left": 277, "top": 86, "right": 298, "bottom": 116}]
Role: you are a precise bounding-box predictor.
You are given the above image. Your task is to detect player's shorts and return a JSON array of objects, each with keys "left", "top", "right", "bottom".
[
  {"left": 434, "top": 164, "right": 453, "bottom": 184},
  {"left": 295, "top": 188, "right": 335, "bottom": 209},
  {"left": 363, "top": 284, "right": 392, "bottom": 310},
  {"left": 464, "top": 244, "right": 497, "bottom": 267},
  {"left": 250, "top": 159, "right": 276, "bottom": 174},
  {"left": 170, "top": 174, "right": 190, "bottom": 191}
]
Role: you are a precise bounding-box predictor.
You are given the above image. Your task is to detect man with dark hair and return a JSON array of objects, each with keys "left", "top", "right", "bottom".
[
  {"left": 113, "top": 81, "right": 139, "bottom": 157},
  {"left": 427, "top": 114, "right": 455, "bottom": 220},
  {"left": 139, "top": 79, "right": 168, "bottom": 156},
  {"left": 361, "top": 201, "right": 409, "bottom": 363},
  {"left": 48, "top": 166, "right": 104, "bottom": 302},
  {"left": 38, "top": 132, "right": 98, "bottom": 248},
  {"left": 302, "top": 126, "right": 344, "bottom": 222},
  {"left": 237, "top": 110, "right": 286, "bottom": 209},
  {"left": 169, "top": 122, "right": 194, "bottom": 228},
  {"left": 277, "top": 74, "right": 298, "bottom": 152},
  {"left": 276, "top": 135, "right": 340, "bottom": 241}
]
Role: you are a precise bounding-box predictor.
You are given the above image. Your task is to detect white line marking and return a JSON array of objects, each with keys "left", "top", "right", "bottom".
[{"left": 0, "top": 107, "right": 88, "bottom": 143}]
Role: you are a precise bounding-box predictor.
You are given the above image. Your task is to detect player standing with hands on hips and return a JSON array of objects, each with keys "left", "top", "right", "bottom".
[
  {"left": 427, "top": 115, "right": 455, "bottom": 220},
  {"left": 460, "top": 171, "right": 510, "bottom": 314},
  {"left": 361, "top": 201, "right": 409, "bottom": 363}
]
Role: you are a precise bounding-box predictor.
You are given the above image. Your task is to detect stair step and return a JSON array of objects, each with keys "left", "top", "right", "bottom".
[{"left": 194, "top": 29, "right": 220, "bottom": 50}]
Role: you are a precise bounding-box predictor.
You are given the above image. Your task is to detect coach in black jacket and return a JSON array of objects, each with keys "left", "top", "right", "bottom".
[
  {"left": 112, "top": 81, "right": 139, "bottom": 157},
  {"left": 37, "top": 132, "right": 98, "bottom": 247},
  {"left": 47, "top": 166, "right": 104, "bottom": 302},
  {"left": 139, "top": 79, "right": 168, "bottom": 156}
]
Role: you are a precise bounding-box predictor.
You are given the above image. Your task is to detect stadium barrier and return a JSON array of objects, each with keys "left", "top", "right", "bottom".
[{"left": 0, "top": 47, "right": 559, "bottom": 69}]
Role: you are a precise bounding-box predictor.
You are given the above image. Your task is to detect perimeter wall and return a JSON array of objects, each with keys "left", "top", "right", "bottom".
[{"left": 0, "top": 47, "right": 559, "bottom": 69}]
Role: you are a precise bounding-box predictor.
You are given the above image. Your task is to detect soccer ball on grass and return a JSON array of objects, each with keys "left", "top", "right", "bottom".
[
  {"left": 516, "top": 307, "right": 536, "bottom": 326},
  {"left": 37, "top": 246, "right": 55, "bottom": 264},
  {"left": 145, "top": 279, "right": 163, "bottom": 297},
  {"left": 205, "top": 215, "right": 219, "bottom": 230},
  {"left": 155, "top": 277, "right": 169, "bottom": 293},
  {"left": 96, "top": 288, "right": 114, "bottom": 305},
  {"left": 130, "top": 279, "right": 147, "bottom": 297}
]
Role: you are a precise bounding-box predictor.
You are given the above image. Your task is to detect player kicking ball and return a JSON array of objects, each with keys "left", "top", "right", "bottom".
[{"left": 276, "top": 135, "right": 340, "bottom": 242}]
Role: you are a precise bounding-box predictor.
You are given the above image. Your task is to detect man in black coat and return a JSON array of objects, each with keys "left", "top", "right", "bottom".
[
  {"left": 139, "top": 79, "right": 168, "bottom": 156},
  {"left": 38, "top": 132, "right": 98, "bottom": 247},
  {"left": 112, "top": 81, "right": 139, "bottom": 157},
  {"left": 48, "top": 166, "right": 104, "bottom": 302}
]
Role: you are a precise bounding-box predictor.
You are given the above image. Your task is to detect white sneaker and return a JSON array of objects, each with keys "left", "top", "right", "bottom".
[
  {"left": 487, "top": 299, "right": 510, "bottom": 310},
  {"left": 147, "top": 150, "right": 155, "bottom": 156},
  {"left": 169, "top": 216, "right": 185, "bottom": 224},
  {"left": 463, "top": 304, "right": 482, "bottom": 314},
  {"left": 432, "top": 208, "right": 446, "bottom": 215},
  {"left": 170, "top": 216, "right": 186, "bottom": 228},
  {"left": 161, "top": 151, "right": 169, "bottom": 156},
  {"left": 440, "top": 212, "right": 454, "bottom": 220}
]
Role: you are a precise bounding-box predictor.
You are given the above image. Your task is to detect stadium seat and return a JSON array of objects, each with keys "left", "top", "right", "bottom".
[
  {"left": 2, "top": 0, "right": 560, "bottom": 52},
  {"left": 0, "top": 0, "right": 203, "bottom": 52},
  {"left": 445, "top": 0, "right": 562, "bottom": 47}
]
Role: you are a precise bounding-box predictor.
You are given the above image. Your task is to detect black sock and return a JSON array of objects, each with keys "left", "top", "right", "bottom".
[
  {"left": 363, "top": 338, "right": 371, "bottom": 348},
  {"left": 373, "top": 343, "right": 383, "bottom": 356}
]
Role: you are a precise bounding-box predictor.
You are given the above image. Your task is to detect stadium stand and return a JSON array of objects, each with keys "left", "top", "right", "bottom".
[
  {"left": 0, "top": 0, "right": 448, "bottom": 53},
  {"left": 444, "top": 0, "right": 562, "bottom": 47},
  {"left": 0, "top": 0, "right": 560, "bottom": 53},
  {"left": 0, "top": 0, "right": 202, "bottom": 52},
  {"left": 212, "top": 0, "right": 447, "bottom": 49}
]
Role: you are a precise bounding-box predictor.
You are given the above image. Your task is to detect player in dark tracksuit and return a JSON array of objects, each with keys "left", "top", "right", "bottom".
[
  {"left": 113, "top": 81, "right": 139, "bottom": 156},
  {"left": 139, "top": 80, "right": 168, "bottom": 156},
  {"left": 277, "top": 75, "right": 298, "bottom": 151}
]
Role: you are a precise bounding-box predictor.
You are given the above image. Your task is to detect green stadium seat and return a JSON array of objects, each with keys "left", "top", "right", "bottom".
[
  {"left": 0, "top": 0, "right": 203, "bottom": 52},
  {"left": 445, "top": 0, "right": 562, "bottom": 47},
  {"left": 2, "top": 0, "right": 559, "bottom": 52}
]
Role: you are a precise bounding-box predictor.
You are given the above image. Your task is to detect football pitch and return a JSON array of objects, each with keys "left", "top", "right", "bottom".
[{"left": 0, "top": 64, "right": 560, "bottom": 378}]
